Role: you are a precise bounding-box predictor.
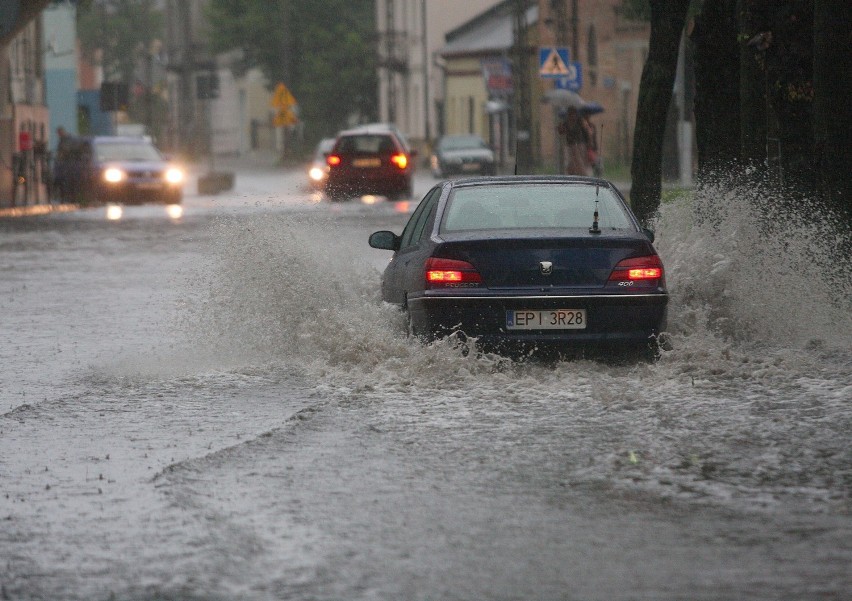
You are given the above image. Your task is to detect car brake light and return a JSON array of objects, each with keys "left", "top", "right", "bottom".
[
  {"left": 327, "top": 155, "right": 342, "bottom": 167},
  {"left": 390, "top": 153, "right": 408, "bottom": 169},
  {"left": 425, "top": 257, "right": 482, "bottom": 287},
  {"left": 608, "top": 255, "right": 664, "bottom": 281}
]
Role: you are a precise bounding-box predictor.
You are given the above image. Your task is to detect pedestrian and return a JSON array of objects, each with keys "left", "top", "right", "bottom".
[
  {"left": 53, "top": 126, "right": 74, "bottom": 203},
  {"left": 557, "top": 107, "right": 594, "bottom": 176}
]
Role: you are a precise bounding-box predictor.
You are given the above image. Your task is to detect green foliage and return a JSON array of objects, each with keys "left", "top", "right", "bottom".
[
  {"left": 207, "top": 0, "right": 378, "bottom": 142},
  {"left": 76, "top": 0, "right": 163, "bottom": 84}
]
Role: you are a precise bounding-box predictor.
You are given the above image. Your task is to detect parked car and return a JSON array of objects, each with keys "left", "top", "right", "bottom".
[
  {"left": 368, "top": 176, "right": 668, "bottom": 359},
  {"left": 307, "top": 137, "right": 337, "bottom": 190},
  {"left": 324, "top": 125, "right": 416, "bottom": 200},
  {"left": 430, "top": 134, "right": 496, "bottom": 178},
  {"left": 53, "top": 136, "right": 184, "bottom": 205}
]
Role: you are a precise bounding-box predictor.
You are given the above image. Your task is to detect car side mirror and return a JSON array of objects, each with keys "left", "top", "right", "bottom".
[
  {"left": 642, "top": 227, "right": 655, "bottom": 243},
  {"left": 369, "top": 230, "right": 400, "bottom": 251}
]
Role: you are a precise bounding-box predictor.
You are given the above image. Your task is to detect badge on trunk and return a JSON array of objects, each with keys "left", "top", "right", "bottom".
[{"left": 540, "top": 261, "right": 553, "bottom": 275}]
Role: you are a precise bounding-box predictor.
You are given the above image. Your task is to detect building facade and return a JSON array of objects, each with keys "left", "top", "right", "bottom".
[
  {"left": 375, "top": 0, "right": 502, "bottom": 156},
  {"left": 536, "top": 0, "right": 652, "bottom": 173},
  {"left": 392, "top": 0, "right": 650, "bottom": 176},
  {"left": 1, "top": 15, "right": 49, "bottom": 207},
  {"left": 43, "top": 0, "right": 79, "bottom": 149}
]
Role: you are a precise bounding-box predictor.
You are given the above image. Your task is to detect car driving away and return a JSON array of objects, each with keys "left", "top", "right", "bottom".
[
  {"left": 430, "top": 134, "right": 496, "bottom": 178},
  {"left": 324, "top": 125, "right": 415, "bottom": 200},
  {"left": 369, "top": 176, "right": 668, "bottom": 360},
  {"left": 54, "top": 135, "right": 185, "bottom": 205}
]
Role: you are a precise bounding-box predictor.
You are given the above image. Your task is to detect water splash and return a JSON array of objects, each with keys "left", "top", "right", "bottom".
[{"left": 654, "top": 178, "right": 852, "bottom": 349}]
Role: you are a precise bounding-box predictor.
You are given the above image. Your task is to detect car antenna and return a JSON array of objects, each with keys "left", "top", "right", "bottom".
[{"left": 589, "top": 185, "right": 601, "bottom": 234}]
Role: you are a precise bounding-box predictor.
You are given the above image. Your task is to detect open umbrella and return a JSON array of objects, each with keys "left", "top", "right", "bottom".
[
  {"left": 579, "top": 100, "right": 604, "bottom": 115},
  {"left": 542, "top": 89, "right": 582, "bottom": 109}
]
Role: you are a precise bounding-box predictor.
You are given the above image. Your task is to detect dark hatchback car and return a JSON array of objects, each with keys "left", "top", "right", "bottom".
[
  {"left": 54, "top": 136, "right": 185, "bottom": 205},
  {"left": 324, "top": 126, "right": 415, "bottom": 200},
  {"left": 430, "top": 134, "right": 496, "bottom": 178},
  {"left": 369, "top": 176, "right": 668, "bottom": 358}
]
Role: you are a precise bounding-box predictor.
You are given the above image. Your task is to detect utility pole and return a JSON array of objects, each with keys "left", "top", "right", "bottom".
[
  {"left": 421, "top": 0, "right": 430, "bottom": 143},
  {"left": 570, "top": 0, "right": 579, "bottom": 60},
  {"left": 512, "top": 0, "right": 534, "bottom": 173}
]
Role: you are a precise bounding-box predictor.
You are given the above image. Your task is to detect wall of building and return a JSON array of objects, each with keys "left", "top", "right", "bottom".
[
  {"left": 444, "top": 56, "right": 490, "bottom": 138},
  {"left": 1, "top": 18, "right": 49, "bottom": 207},
  {"left": 43, "top": 1, "right": 79, "bottom": 150}
]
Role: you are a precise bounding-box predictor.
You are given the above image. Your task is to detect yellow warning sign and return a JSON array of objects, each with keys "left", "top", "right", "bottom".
[
  {"left": 273, "top": 108, "right": 298, "bottom": 127},
  {"left": 271, "top": 82, "right": 297, "bottom": 110}
]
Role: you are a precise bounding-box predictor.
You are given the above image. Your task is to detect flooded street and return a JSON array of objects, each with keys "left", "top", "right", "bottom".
[{"left": 1, "top": 166, "right": 850, "bottom": 600}]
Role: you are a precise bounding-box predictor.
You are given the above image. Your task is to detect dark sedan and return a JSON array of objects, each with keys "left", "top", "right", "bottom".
[
  {"left": 369, "top": 176, "right": 668, "bottom": 359},
  {"left": 430, "top": 134, "right": 496, "bottom": 178},
  {"left": 54, "top": 136, "right": 184, "bottom": 205}
]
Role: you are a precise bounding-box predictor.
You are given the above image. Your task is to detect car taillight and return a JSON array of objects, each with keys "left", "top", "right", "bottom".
[
  {"left": 327, "top": 155, "right": 342, "bottom": 167},
  {"left": 390, "top": 153, "right": 408, "bottom": 169},
  {"left": 608, "top": 255, "right": 664, "bottom": 281},
  {"left": 425, "top": 257, "right": 482, "bottom": 288}
]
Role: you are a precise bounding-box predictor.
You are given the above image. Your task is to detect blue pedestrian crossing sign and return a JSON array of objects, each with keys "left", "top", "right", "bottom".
[
  {"left": 554, "top": 62, "right": 583, "bottom": 91},
  {"left": 539, "top": 47, "right": 571, "bottom": 78}
]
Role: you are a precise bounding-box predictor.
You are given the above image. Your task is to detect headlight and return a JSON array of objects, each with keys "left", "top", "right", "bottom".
[
  {"left": 103, "top": 167, "right": 125, "bottom": 183},
  {"left": 165, "top": 167, "right": 184, "bottom": 184},
  {"left": 309, "top": 166, "right": 326, "bottom": 181}
]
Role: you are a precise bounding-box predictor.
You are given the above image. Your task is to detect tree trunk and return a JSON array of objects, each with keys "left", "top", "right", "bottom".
[
  {"left": 691, "top": 0, "right": 741, "bottom": 180},
  {"left": 629, "top": 0, "right": 690, "bottom": 225},
  {"left": 813, "top": 0, "right": 852, "bottom": 220},
  {"left": 738, "top": 0, "right": 768, "bottom": 166}
]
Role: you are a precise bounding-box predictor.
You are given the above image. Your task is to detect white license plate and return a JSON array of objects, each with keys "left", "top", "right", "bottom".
[
  {"left": 506, "top": 309, "right": 587, "bottom": 330},
  {"left": 353, "top": 158, "right": 381, "bottom": 168},
  {"left": 462, "top": 163, "right": 481, "bottom": 171},
  {"left": 136, "top": 182, "right": 163, "bottom": 189}
]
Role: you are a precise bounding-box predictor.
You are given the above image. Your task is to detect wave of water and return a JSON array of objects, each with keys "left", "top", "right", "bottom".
[{"left": 170, "top": 189, "right": 850, "bottom": 512}]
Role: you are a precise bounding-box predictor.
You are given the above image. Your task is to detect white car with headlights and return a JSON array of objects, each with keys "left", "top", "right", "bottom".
[
  {"left": 307, "top": 137, "right": 337, "bottom": 190},
  {"left": 53, "top": 136, "right": 185, "bottom": 205}
]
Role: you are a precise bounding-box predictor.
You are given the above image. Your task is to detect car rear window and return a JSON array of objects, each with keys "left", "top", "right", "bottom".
[
  {"left": 336, "top": 135, "right": 396, "bottom": 155},
  {"left": 441, "top": 183, "right": 634, "bottom": 232}
]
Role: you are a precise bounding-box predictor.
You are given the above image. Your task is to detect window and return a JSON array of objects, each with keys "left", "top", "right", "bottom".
[
  {"left": 400, "top": 187, "right": 441, "bottom": 249},
  {"left": 441, "top": 184, "right": 633, "bottom": 232}
]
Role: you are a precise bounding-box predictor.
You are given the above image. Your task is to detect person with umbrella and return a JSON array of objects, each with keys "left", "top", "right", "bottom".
[{"left": 557, "top": 106, "right": 595, "bottom": 176}]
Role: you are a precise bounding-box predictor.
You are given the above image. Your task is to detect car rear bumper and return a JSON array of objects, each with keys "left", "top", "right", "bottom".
[
  {"left": 407, "top": 292, "right": 668, "bottom": 346},
  {"left": 326, "top": 170, "right": 411, "bottom": 196}
]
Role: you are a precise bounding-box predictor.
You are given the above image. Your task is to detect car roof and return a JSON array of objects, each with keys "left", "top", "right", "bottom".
[
  {"left": 443, "top": 174, "right": 615, "bottom": 188},
  {"left": 337, "top": 127, "right": 398, "bottom": 137}
]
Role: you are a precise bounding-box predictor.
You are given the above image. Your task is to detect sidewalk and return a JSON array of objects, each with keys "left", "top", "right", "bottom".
[{"left": 0, "top": 203, "right": 79, "bottom": 218}]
